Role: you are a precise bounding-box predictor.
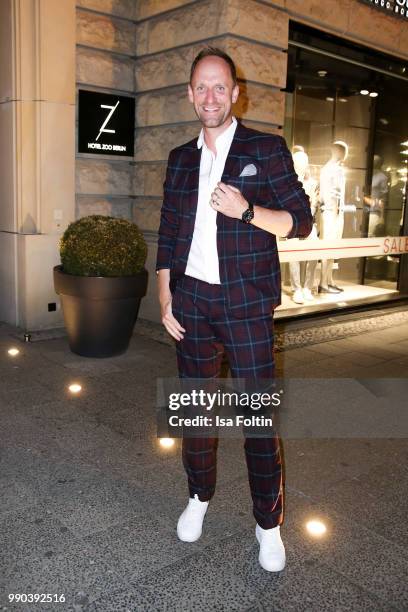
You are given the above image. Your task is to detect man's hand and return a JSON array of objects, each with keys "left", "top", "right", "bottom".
[
  {"left": 157, "top": 269, "right": 186, "bottom": 341},
  {"left": 160, "top": 294, "right": 186, "bottom": 341},
  {"left": 210, "top": 181, "right": 294, "bottom": 236},
  {"left": 210, "top": 182, "right": 247, "bottom": 219}
]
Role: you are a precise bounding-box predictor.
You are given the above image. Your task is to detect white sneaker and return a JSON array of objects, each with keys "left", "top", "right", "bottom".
[
  {"left": 177, "top": 494, "right": 209, "bottom": 542},
  {"left": 292, "top": 288, "right": 304, "bottom": 304},
  {"left": 256, "top": 524, "right": 286, "bottom": 572},
  {"left": 302, "top": 288, "right": 314, "bottom": 301}
]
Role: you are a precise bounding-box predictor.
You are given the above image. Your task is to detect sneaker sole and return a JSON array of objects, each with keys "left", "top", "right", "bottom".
[{"left": 176, "top": 529, "right": 202, "bottom": 543}]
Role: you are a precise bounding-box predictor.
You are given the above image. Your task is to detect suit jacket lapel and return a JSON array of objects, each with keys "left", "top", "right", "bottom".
[
  {"left": 221, "top": 121, "right": 246, "bottom": 182},
  {"left": 187, "top": 143, "right": 201, "bottom": 219}
]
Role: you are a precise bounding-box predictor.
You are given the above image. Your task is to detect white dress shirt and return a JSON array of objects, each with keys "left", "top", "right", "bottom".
[{"left": 185, "top": 116, "right": 238, "bottom": 284}]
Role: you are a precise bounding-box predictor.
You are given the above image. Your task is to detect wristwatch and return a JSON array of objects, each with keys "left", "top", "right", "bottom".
[{"left": 241, "top": 202, "right": 254, "bottom": 224}]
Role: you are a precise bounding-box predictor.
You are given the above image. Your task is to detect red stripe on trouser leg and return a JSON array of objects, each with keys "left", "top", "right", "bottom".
[{"left": 244, "top": 435, "right": 283, "bottom": 529}]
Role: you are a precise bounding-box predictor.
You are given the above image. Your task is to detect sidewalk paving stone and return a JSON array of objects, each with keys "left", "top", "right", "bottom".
[{"left": 0, "top": 309, "right": 407, "bottom": 611}]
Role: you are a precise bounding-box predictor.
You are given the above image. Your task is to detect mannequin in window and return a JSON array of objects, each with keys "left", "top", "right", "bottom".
[
  {"left": 318, "top": 140, "right": 348, "bottom": 294},
  {"left": 367, "top": 155, "right": 389, "bottom": 237},
  {"left": 289, "top": 147, "right": 319, "bottom": 304}
]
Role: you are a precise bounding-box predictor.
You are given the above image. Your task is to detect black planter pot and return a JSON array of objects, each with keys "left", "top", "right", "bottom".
[{"left": 53, "top": 265, "right": 148, "bottom": 358}]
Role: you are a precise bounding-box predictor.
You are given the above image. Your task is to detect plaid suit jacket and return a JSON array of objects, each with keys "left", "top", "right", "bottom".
[{"left": 156, "top": 121, "right": 313, "bottom": 319}]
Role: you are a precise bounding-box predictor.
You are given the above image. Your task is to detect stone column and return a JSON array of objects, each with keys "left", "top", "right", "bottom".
[
  {"left": 133, "top": 0, "right": 289, "bottom": 321},
  {"left": 0, "top": 0, "right": 76, "bottom": 330}
]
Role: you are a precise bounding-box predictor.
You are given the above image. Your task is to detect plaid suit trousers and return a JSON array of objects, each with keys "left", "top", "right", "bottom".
[{"left": 172, "top": 274, "right": 283, "bottom": 530}]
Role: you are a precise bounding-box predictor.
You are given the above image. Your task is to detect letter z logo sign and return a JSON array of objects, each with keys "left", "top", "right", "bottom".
[
  {"left": 78, "top": 90, "right": 135, "bottom": 156},
  {"left": 95, "top": 101, "right": 120, "bottom": 142}
]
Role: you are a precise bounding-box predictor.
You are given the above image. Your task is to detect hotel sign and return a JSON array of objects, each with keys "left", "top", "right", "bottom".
[
  {"left": 359, "top": 0, "right": 408, "bottom": 19},
  {"left": 78, "top": 90, "right": 135, "bottom": 157}
]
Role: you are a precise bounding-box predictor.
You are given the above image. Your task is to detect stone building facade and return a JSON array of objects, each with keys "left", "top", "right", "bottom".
[{"left": 1, "top": 0, "right": 407, "bottom": 329}]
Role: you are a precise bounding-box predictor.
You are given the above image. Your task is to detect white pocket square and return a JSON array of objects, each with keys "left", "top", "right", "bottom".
[{"left": 239, "top": 163, "right": 257, "bottom": 177}]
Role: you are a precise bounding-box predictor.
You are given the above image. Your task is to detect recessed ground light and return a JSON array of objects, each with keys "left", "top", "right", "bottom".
[
  {"left": 306, "top": 519, "right": 327, "bottom": 537},
  {"left": 8, "top": 348, "right": 20, "bottom": 356},
  {"left": 369, "top": 91, "right": 378, "bottom": 97},
  {"left": 360, "top": 89, "right": 369, "bottom": 95},
  {"left": 338, "top": 98, "right": 347, "bottom": 102},
  {"left": 68, "top": 383, "right": 82, "bottom": 394},
  {"left": 317, "top": 70, "right": 327, "bottom": 77},
  {"left": 159, "top": 438, "right": 175, "bottom": 449},
  {"left": 326, "top": 97, "right": 334, "bottom": 102}
]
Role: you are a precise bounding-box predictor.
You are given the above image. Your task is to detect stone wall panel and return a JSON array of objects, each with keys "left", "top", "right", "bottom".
[
  {"left": 135, "top": 0, "right": 199, "bottom": 21},
  {"left": 76, "top": 160, "right": 132, "bottom": 195},
  {"left": 77, "top": 47, "right": 134, "bottom": 92},
  {"left": 287, "top": 0, "right": 350, "bottom": 32},
  {"left": 344, "top": 1, "right": 404, "bottom": 52},
  {"left": 135, "top": 1, "right": 219, "bottom": 56},
  {"left": 136, "top": 86, "right": 194, "bottom": 126},
  {"left": 144, "top": 162, "right": 167, "bottom": 195},
  {"left": 242, "top": 120, "right": 282, "bottom": 135},
  {"left": 398, "top": 22, "right": 408, "bottom": 56},
  {"left": 77, "top": 9, "right": 135, "bottom": 55},
  {"left": 76, "top": 195, "right": 132, "bottom": 219},
  {"left": 135, "top": 35, "right": 287, "bottom": 92},
  {"left": 135, "top": 0, "right": 288, "bottom": 57},
  {"left": 132, "top": 162, "right": 167, "bottom": 197},
  {"left": 225, "top": 37, "right": 287, "bottom": 88},
  {"left": 261, "top": 0, "right": 285, "bottom": 7},
  {"left": 132, "top": 164, "right": 145, "bottom": 196},
  {"left": 235, "top": 83, "right": 285, "bottom": 125},
  {"left": 134, "top": 123, "right": 200, "bottom": 162},
  {"left": 77, "top": 0, "right": 136, "bottom": 19},
  {"left": 135, "top": 41, "right": 210, "bottom": 91},
  {"left": 132, "top": 197, "right": 162, "bottom": 233},
  {"left": 223, "top": 0, "right": 288, "bottom": 49}
]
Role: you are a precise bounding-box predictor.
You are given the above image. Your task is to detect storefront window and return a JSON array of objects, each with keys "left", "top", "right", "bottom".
[{"left": 280, "top": 23, "right": 408, "bottom": 313}]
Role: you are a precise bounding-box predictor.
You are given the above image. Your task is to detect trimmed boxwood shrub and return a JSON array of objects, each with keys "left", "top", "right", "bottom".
[{"left": 60, "top": 215, "right": 147, "bottom": 277}]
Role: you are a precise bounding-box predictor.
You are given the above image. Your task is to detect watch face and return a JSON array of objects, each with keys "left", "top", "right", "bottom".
[{"left": 242, "top": 208, "right": 254, "bottom": 223}]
